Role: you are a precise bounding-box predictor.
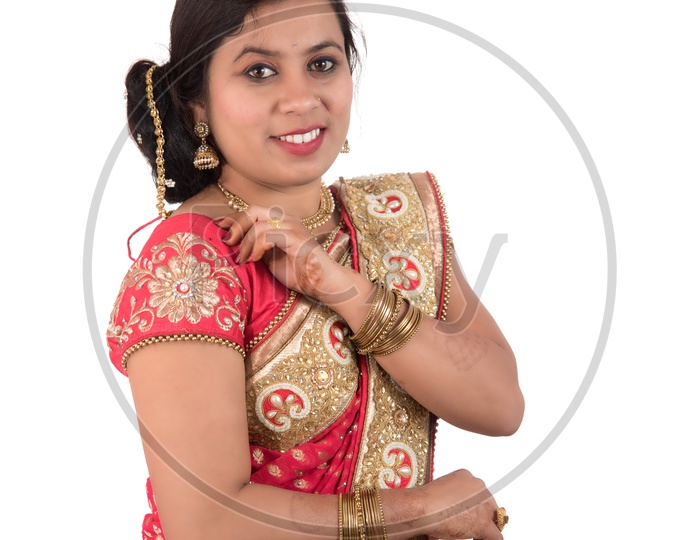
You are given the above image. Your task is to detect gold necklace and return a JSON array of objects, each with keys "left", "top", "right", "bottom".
[{"left": 217, "top": 182, "right": 335, "bottom": 231}]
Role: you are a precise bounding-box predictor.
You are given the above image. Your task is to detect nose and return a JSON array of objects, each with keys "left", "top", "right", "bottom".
[{"left": 277, "top": 73, "right": 319, "bottom": 115}]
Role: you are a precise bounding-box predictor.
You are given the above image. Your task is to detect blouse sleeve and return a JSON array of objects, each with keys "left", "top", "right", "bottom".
[{"left": 106, "top": 224, "right": 248, "bottom": 375}]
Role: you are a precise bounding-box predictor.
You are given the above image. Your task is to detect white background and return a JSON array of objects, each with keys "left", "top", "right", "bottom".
[{"left": 1, "top": 0, "right": 698, "bottom": 538}]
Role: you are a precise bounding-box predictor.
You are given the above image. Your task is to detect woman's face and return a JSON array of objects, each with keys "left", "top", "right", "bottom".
[{"left": 197, "top": 0, "right": 354, "bottom": 190}]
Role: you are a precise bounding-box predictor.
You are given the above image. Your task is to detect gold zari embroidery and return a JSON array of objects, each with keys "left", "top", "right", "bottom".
[
  {"left": 338, "top": 173, "right": 449, "bottom": 491},
  {"left": 246, "top": 305, "right": 359, "bottom": 452},
  {"left": 107, "top": 231, "right": 247, "bottom": 370},
  {"left": 240, "top": 173, "right": 451, "bottom": 493},
  {"left": 426, "top": 171, "right": 453, "bottom": 321},
  {"left": 245, "top": 291, "right": 298, "bottom": 352}
]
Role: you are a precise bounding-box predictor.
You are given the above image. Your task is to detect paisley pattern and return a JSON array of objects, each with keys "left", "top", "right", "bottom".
[
  {"left": 246, "top": 305, "right": 359, "bottom": 452},
  {"left": 382, "top": 251, "right": 427, "bottom": 297},
  {"left": 322, "top": 314, "right": 354, "bottom": 365},
  {"left": 255, "top": 383, "right": 312, "bottom": 432},
  {"left": 380, "top": 442, "right": 418, "bottom": 489},
  {"left": 365, "top": 189, "right": 409, "bottom": 219}
]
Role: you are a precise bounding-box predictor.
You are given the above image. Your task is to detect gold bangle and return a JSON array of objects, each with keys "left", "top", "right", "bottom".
[
  {"left": 354, "top": 488, "right": 367, "bottom": 540},
  {"left": 351, "top": 284, "right": 394, "bottom": 353},
  {"left": 356, "top": 487, "right": 387, "bottom": 540},
  {"left": 374, "top": 489, "right": 388, "bottom": 540},
  {"left": 360, "top": 488, "right": 377, "bottom": 540},
  {"left": 357, "top": 286, "right": 393, "bottom": 353},
  {"left": 343, "top": 492, "right": 357, "bottom": 540},
  {"left": 338, "top": 494, "right": 344, "bottom": 540},
  {"left": 341, "top": 493, "right": 350, "bottom": 540},
  {"left": 349, "top": 284, "right": 384, "bottom": 349},
  {"left": 359, "top": 489, "right": 373, "bottom": 539},
  {"left": 344, "top": 491, "right": 361, "bottom": 540},
  {"left": 377, "top": 305, "right": 422, "bottom": 353},
  {"left": 363, "top": 289, "right": 404, "bottom": 355},
  {"left": 373, "top": 304, "right": 424, "bottom": 356}
]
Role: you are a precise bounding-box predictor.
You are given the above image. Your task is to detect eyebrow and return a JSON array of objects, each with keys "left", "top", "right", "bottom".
[{"left": 234, "top": 40, "right": 344, "bottom": 63}]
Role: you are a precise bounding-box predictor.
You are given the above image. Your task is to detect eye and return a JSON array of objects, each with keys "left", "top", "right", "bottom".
[
  {"left": 246, "top": 64, "right": 276, "bottom": 79},
  {"left": 308, "top": 57, "right": 336, "bottom": 73}
]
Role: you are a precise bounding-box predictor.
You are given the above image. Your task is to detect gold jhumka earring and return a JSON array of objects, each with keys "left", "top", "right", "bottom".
[
  {"left": 340, "top": 139, "right": 350, "bottom": 154},
  {"left": 193, "top": 122, "right": 220, "bottom": 170}
]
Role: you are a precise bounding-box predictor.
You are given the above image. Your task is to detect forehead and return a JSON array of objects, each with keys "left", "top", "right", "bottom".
[{"left": 221, "top": 0, "right": 342, "bottom": 53}]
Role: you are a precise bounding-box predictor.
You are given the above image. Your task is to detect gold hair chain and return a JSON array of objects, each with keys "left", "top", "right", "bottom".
[{"left": 145, "top": 65, "right": 171, "bottom": 219}]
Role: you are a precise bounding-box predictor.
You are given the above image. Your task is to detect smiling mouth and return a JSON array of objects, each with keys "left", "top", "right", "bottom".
[{"left": 274, "top": 128, "right": 322, "bottom": 144}]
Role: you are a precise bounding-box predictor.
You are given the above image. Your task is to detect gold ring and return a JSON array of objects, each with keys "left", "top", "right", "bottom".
[
  {"left": 494, "top": 507, "right": 509, "bottom": 531},
  {"left": 268, "top": 217, "right": 283, "bottom": 229}
]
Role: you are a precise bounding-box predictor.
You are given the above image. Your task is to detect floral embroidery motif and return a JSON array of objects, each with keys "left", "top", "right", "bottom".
[
  {"left": 365, "top": 190, "right": 409, "bottom": 219},
  {"left": 293, "top": 478, "right": 309, "bottom": 490},
  {"left": 107, "top": 294, "right": 155, "bottom": 348},
  {"left": 252, "top": 448, "right": 265, "bottom": 465},
  {"left": 148, "top": 253, "right": 220, "bottom": 323},
  {"left": 267, "top": 464, "right": 282, "bottom": 478},
  {"left": 107, "top": 232, "right": 245, "bottom": 357},
  {"left": 380, "top": 442, "right": 418, "bottom": 489},
  {"left": 382, "top": 251, "right": 426, "bottom": 297},
  {"left": 255, "top": 383, "right": 312, "bottom": 433}
]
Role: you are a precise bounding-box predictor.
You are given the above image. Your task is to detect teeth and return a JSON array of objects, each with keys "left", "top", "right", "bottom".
[{"left": 279, "top": 128, "right": 321, "bottom": 144}]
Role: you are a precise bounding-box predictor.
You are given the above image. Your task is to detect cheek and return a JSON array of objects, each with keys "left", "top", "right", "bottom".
[
  {"left": 208, "top": 87, "right": 268, "bottom": 140},
  {"left": 213, "top": 102, "right": 262, "bottom": 133},
  {"left": 330, "top": 77, "right": 354, "bottom": 118}
]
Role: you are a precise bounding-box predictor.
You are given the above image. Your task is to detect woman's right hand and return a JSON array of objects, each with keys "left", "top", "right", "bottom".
[
  {"left": 216, "top": 205, "right": 346, "bottom": 299},
  {"left": 419, "top": 469, "right": 504, "bottom": 540}
]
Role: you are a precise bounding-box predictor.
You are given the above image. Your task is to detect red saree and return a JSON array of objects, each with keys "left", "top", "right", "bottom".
[{"left": 107, "top": 172, "right": 452, "bottom": 539}]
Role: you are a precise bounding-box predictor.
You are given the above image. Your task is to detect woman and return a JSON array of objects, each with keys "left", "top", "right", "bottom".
[{"left": 107, "top": 0, "right": 524, "bottom": 538}]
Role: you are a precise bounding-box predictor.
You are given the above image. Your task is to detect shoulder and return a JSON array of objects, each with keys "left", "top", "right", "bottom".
[{"left": 106, "top": 213, "right": 249, "bottom": 376}]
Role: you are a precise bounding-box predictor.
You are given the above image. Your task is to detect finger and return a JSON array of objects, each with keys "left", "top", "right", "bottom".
[
  {"left": 249, "top": 228, "right": 284, "bottom": 262},
  {"left": 237, "top": 218, "right": 290, "bottom": 263},
  {"left": 236, "top": 220, "right": 261, "bottom": 263},
  {"left": 214, "top": 209, "right": 248, "bottom": 228},
  {"left": 221, "top": 209, "right": 256, "bottom": 246}
]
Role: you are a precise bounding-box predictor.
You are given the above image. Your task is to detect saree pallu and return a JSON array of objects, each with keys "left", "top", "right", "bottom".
[
  {"left": 245, "top": 171, "right": 453, "bottom": 508},
  {"left": 140, "top": 172, "right": 453, "bottom": 538}
]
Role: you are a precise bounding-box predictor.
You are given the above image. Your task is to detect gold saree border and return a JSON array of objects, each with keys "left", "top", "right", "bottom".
[{"left": 335, "top": 172, "right": 452, "bottom": 492}]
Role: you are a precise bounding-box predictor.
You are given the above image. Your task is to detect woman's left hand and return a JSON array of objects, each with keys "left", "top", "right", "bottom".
[{"left": 216, "top": 205, "right": 343, "bottom": 301}]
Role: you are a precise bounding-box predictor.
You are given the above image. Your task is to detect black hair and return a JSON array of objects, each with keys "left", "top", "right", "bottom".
[{"left": 125, "top": 0, "right": 362, "bottom": 204}]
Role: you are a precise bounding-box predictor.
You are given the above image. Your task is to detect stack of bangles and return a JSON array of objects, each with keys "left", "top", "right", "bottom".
[
  {"left": 339, "top": 487, "right": 388, "bottom": 540},
  {"left": 350, "top": 282, "right": 423, "bottom": 356}
]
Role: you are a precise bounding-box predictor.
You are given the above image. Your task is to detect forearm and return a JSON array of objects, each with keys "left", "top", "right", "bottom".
[
  {"left": 373, "top": 318, "right": 523, "bottom": 435},
  {"left": 155, "top": 478, "right": 433, "bottom": 540},
  {"left": 238, "top": 483, "right": 432, "bottom": 540},
  {"left": 320, "top": 265, "right": 523, "bottom": 435}
]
